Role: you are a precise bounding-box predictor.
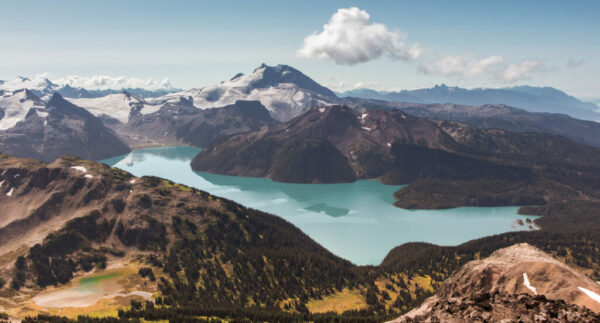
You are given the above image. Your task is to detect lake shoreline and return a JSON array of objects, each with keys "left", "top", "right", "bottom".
[{"left": 99, "top": 146, "right": 539, "bottom": 266}]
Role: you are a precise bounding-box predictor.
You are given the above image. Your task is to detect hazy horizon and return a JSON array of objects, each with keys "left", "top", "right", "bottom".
[{"left": 1, "top": 0, "right": 599, "bottom": 99}]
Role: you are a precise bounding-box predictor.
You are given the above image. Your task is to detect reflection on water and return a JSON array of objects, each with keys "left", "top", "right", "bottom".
[
  {"left": 100, "top": 146, "right": 538, "bottom": 265},
  {"left": 305, "top": 203, "right": 350, "bottom": 217}
]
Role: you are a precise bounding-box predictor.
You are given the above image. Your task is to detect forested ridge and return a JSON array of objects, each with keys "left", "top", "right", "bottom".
[{"left": 2, "top": 154, "right": 600, "bottom": 322}]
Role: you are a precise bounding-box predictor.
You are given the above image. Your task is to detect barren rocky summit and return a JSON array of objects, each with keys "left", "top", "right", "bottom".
[{"left": 390, "top": 243, "right": 600, "bottom": 322}]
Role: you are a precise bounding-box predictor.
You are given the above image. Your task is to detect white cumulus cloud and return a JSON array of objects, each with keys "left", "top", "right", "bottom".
[
  {"left": 0, "top": 74, "right": 53, "bottom": 91},
  {"left": 496, "top": 60, "right": 545, "bottom": 83},
  {"left": 297, "top": 7, "right": 422, "bottom": 65},
  {"left": 0, "top": 73, "right": 173, "bottom": 91},
  {"left": 55, "top": 75, "right": 173, "bottom": 90},
  {"left": 419, "top": 54, "right": 505, "bottom": 79}
]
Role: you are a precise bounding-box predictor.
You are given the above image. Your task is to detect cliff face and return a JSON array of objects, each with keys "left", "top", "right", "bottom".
[{"left": 390, "top": 243, "right": 600, "bottom": 322}]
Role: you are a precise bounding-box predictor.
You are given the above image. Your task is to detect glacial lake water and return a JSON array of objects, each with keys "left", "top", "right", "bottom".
[{"left": 101, "top": 146, "right": 538, "bottom": 265}]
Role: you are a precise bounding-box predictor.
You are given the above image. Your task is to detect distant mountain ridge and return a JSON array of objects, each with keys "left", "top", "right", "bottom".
[
  {"left": 4, "top": 64, "right": 600, "bottom": 161},
  {"left": 341, "top": 97, "right": 600, "bottom": 147},
  {"left": 0, "top": 76, "right": 179, "bottom": 99},
  {"left": 339, "top": 84, "right": 600, "bottom": 121}
]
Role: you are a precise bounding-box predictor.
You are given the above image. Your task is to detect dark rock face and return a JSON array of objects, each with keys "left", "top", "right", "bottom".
[
  {"left": 0, "top": 93, "right": 130, "bottom": 162},
  {"left": 394, "top": 292, "right": 600, "bottom": 323}
]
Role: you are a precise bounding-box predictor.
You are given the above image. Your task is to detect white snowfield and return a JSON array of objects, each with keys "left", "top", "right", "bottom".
[
  {"left": 0, "top": 90, "right": 45, "bottom": 130},
  {"left": 71, "top": 166, "right": 87, "bottom": 173},
  {"left": 523, "top": 273, "right": 537, "bottom": 295},
  {"left": 578, "top": 287, "right": 600, "bottom": 304},
  {"left": 68, "top": 93, "right": 157, "bottom": 124},
  {"left": 6, "top": 187, "right": 14, "bottom": 197}
]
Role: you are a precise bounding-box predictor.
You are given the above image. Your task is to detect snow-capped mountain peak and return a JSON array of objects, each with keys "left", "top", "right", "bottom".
[{"left": 151, "top": 63, "right": 337, "bottom": 121}]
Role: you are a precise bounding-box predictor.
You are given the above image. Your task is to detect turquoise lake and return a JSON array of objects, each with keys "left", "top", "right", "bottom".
[{"left": 101, "top": 146, "right": 538, "bottom": 265}]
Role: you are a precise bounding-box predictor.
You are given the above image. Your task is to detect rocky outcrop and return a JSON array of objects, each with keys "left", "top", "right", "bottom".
[
  {"left": 392, "top": 292, "right": 600, "bottom": 323},
  {"left": 390, "top": 244, "right": 600, "bottom": 322}
]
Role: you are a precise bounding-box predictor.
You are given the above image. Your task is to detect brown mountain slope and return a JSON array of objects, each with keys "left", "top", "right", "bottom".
[
  {"left": 390, "top": 243, "right": 600, "bottom": 322},
  {"left": 0, "top": 152, "right": 361, "bottom": 316},
  {"left": 191, "top": 104, "right": 527, "bottom": 184}
]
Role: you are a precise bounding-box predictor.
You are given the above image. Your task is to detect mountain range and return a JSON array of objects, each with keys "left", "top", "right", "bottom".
[
  {"left": 3, "top": 64, "right": 600, "bottom": 164},
  {"left": 341, "top": 98, "right": 600, "bottom": 147},
  {"left": 339, "top": 84, "right": 600, "bottom": 121},
  {"left": 0, "top": 76, "right": 178, "bottom": 100}
]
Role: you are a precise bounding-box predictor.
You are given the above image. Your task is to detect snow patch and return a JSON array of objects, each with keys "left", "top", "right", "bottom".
[
  {"left": 71, "top": 166, "right": 87, "bottom": 173},
  {"left": 319, "top": 107, "right": 325, "bottom": 113},
  {"left": 578, "top": 287, "right": 600, "bottom": 304},
  {"left": 293, "top": 91, "right": 306, "bottom": 102},
  {"left": 68, "top": 93, "right": 151, "bottom": 123},
  {"left": 84, "top": 174, "right": 94, "bottom": 179},
  {"left": 0, "top": 180, "right": 3, "bottom": 188},
  {"left": 523, "top": 273, "right": 537, "bottom": 295},
  {"left": 361, "top": 113, "right": 368, "bottom": 121},
  {"left": 36, "top": 110, "right": 49, "bottom": 118},
  {"left": 387, "top": 142, "right": 391, "bottom": 147},
  {"left": 130, "top": 179, "right": 136, "bottom": 184},
  {"left": 361, "top": 127, "right": 372, "bottom": 131},
  {"left": 6, "top": 187, "right": 14, "bottom": 197}
]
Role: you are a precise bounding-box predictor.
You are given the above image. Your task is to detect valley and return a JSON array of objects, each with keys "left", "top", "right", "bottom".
[{"left": 3, "top": 1, "right": 600, "bottom": 321}]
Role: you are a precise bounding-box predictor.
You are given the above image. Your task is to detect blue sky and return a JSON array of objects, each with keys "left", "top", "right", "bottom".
[{"left": 1, "top": 0, "right": 599, "bottom": 99}]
